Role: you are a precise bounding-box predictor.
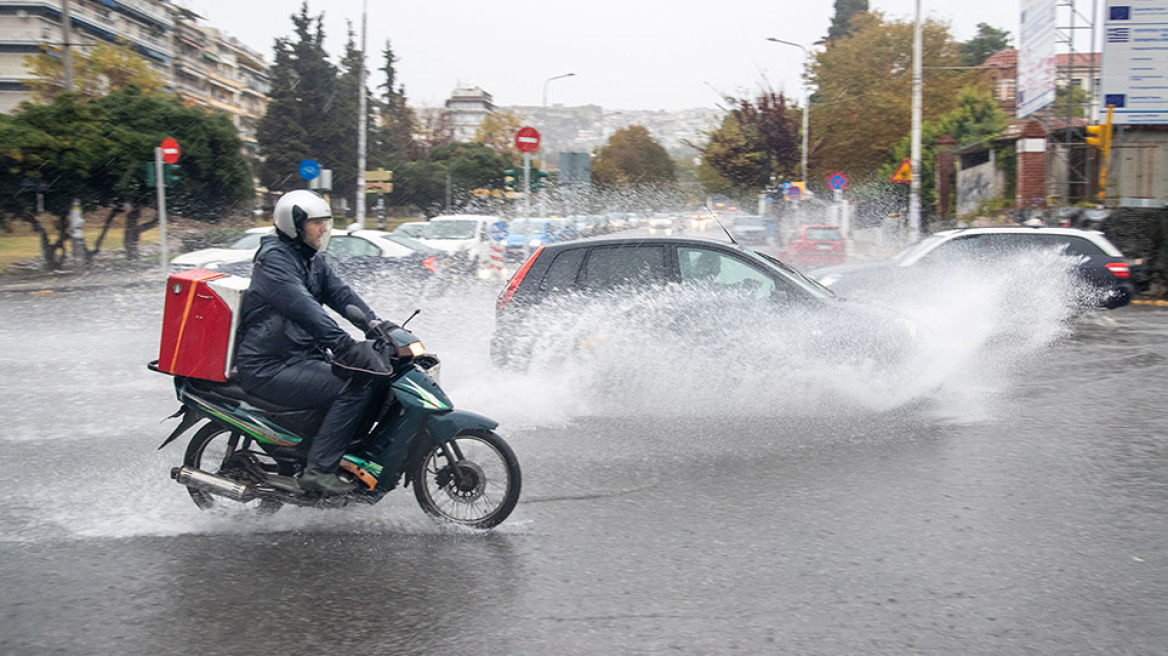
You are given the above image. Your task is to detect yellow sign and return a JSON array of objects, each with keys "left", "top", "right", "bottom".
[
  {"left": 891, "top": 158, "right": 912, "bottom": 183},
  {"left": 365, "top": 168, "right": 393, "bottom": 182},
  {"left": 365, "top": 182, "right": 393, "bottom": 193}
]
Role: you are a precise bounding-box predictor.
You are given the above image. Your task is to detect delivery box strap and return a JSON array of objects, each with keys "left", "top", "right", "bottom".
[{"left": 169, "top": 272, "right": 224, "bottom": 372}]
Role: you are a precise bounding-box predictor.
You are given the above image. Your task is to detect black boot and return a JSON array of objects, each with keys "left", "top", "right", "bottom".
[{"left": 300, "top": 464, "right": 357, "bottom": 494}]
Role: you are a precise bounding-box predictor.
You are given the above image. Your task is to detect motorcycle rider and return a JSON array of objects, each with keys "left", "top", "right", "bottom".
[{"left": 234, "top": 190, "right": 391, "bottom": 494}]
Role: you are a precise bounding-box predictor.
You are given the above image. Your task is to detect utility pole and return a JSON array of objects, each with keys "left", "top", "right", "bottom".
[
  {"left": 354, "top": 0, "right": 368, "bottom": 229},
  {"left": 61, "top": 0, "right": 74, "bottom": 92},
  {"left": 908, "top": 0, "right": 923, "bottom": 242}
]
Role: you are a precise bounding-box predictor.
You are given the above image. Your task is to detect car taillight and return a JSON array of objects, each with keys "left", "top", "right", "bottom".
[
  {"left": 1105, "top": 262, "right": 1130, "bottom": 278},
  {"left": 496, "top": 247, "right": 543, "bottom": 310},
  {"left": 422, "top": 255, "right": 438, "bottom": 272}
]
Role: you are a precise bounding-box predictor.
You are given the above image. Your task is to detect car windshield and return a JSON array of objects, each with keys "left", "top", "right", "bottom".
[
  {"left": 735, "top": 216, "right": 764, "bottom": 227},
  {"left": 230, "top": 233, "right": 265, "bottom": 249},
  {"left": 385, "top": 234, "right": 428, "bottom": 252},
  {"left": 805, "top": 227, "right": 841, "bottom": 241},
  {"left": 891, "top": 234, "right": 946, "bottom": 263},
  {"left": 752, "top": 250, "right": 837, "bottom": 299},
  {"left": 426, "top": 221, "right": 476, "bottom": 239},
  {"left": 394, "top": 223, "right": 430, "bottom": 238}
]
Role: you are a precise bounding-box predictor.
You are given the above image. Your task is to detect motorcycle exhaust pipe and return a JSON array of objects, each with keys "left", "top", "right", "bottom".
[{"left": 171, "top": 466, "right": 258, "bottom": 503}]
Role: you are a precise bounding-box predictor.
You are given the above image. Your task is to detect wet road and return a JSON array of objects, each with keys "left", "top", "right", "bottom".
[{"left": 0, "top": 274, "right": 1165, "bottom": 655}]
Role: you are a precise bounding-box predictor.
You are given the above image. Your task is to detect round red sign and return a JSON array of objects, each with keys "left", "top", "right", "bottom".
[
  {"left": 514, "top": 127, "right": 541, "bottom": 154},
  {"left": 160, "top": 137, "right": 181, "bottom": 164}
]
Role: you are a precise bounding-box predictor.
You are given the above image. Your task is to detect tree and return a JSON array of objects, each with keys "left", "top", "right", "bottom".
[
  {"left": 0, "top": 88, "right": 251, "bottom": 269},
  {"left": 809, "top": 11, "right": 975, "bottom": 181},
  {"left": 961, "top": 23, "right": 1011, "bottom": 67},
  {"left": 698, "top": 91, "right": 801, "bottom": 194},
  {"left": 24, "top": 41, "right": 166, "bottom": 103},
  {"left": 370, "top": 39, "right": 416, "bottom": 165},
  {"left": 389, "top": 142, "right": 514, "bottom": 214},
  {"left": 824, "top": 0, "right": 870, "bottom": 43},
  {"left": 475, "top": 109, "right": 525, "bottom": 156},
  {"left": 883, "top": 86, "right": 1009, "bottom": 211},
  {"left": 591, "top": 125, "right": 676, "bottom": 186},
  {"left": 256, "top": 2, "right": 340, "bottom": 193}
]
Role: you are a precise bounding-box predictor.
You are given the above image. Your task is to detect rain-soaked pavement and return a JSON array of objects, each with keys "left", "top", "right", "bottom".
[{"left": 0, "top": 261, "right": 1165, "bottom": 655}]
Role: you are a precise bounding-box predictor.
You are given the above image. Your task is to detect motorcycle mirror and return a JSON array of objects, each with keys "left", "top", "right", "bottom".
[{"left": 401, "top": 309, "right": 421, "bottom": 328}]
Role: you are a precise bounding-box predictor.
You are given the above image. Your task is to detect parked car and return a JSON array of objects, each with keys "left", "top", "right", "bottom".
[
  {"left": 392, "top": 221, "right": 431, "bottom": 239},
  {"left": 491, "top": 236, "right": 916, "bottom": 369},
  {"left": 729, "top": 214, "right": 768, "bottom": 244},
  {"left": 503, "top": 219, "right": 573, "bottom": 261},
  {"left": 169, "top": 227, "right": 271, "bottom": 272},
  {"left": 811, "top": 227, "right": 1134, "bottom": 309},
  {"left": 415, "top": 214, "right": 502, "bottom": 275},
  {"left": 779, "top": 225, "right": 846, "bottom": 269},
  {"left": 216, "top": 228, "right": 449, "bottom": 286},
  {"left": 647, "top": 213, "right": 678, "bottom": 235}
]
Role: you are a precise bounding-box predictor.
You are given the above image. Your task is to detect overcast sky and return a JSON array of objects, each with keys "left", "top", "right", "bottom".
[{"left": 180, "top": 0, "right": 1041, "bottom": 111}]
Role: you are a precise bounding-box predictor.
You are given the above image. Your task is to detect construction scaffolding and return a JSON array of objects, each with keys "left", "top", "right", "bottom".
[{"left": 1043, "top": 0, "right": 1100, "bottom": 205}]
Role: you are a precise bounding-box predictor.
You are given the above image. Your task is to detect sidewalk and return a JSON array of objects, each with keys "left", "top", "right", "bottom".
[{"left": 0, "top": 267, "right": 165, "bottom": 294}]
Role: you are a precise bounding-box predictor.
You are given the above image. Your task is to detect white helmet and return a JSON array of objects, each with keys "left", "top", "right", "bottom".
[{"left": 273, "top": 190, "right": 333, "bottom": 252}]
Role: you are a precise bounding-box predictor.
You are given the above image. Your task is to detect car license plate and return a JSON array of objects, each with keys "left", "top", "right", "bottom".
[{"left": 815, "top": 243, "right": 832, "bottom": 250}]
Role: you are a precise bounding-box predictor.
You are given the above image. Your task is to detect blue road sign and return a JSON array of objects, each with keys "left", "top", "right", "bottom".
[
  {"left": 299, "top": 159, "right": 321, "bottom": 181},
  {"left": 827, "top": 172, "right": 849, "bottom": 191},
  {"left": 489, "top": 221, "right": 510, "bottom": 241}
]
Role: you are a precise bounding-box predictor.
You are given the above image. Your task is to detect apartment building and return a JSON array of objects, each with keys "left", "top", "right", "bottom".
[
  {"left": 0, "top": 0, "right": 267, "bottom": 153},
  {"left": 445, "top": 86, "right": 494, "bottom": 142}
]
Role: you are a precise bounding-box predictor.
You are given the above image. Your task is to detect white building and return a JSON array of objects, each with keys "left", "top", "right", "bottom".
[{"left": 444, "top": 86, "right": 494, "bottom": 142}]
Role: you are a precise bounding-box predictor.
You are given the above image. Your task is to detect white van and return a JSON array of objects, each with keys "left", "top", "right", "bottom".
[{"left": 416, "top": 215, "right": 502, "bottom": 276}]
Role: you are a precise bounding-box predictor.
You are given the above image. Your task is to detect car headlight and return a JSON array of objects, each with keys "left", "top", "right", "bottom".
[
  {"left": 818, "top": 274, "right": 839, "bottom": 286},
  {"left": 528, "top": 239, "right": 542, "bottom": 248}
]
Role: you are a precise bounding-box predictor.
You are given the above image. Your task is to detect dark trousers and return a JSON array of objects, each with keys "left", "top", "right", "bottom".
[{"left": 240, "top": 359, "right": 376, "bottom": 473}]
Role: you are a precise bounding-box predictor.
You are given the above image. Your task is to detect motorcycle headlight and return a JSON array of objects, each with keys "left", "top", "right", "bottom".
[{"left": 397, "top": 341, "right": 426, "bottom": 359}]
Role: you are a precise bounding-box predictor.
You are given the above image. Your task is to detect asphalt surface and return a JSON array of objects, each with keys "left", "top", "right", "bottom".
[{"left": 0, "top": 256, "right": 1165, "bottom": 655}]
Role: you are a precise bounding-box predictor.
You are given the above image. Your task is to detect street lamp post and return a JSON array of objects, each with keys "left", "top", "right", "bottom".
[
  {"left": 767, "top": 38, "right": 809, "bottom": 187},
  {"left": 540, "top": 72, "right": 575, "bottom": 217}
]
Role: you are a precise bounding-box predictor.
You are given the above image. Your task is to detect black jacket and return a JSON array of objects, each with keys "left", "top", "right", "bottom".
[{"left": 235, "top": 233, "right": 373, "bottom": 382}]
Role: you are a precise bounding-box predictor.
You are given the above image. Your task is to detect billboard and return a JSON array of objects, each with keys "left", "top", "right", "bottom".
[
  {"left": 1101, "top": 0, "right": 1168, "bottom": 124},
  {"left": 1018, "top": 0, "right": 1058, "bottom": 117}
]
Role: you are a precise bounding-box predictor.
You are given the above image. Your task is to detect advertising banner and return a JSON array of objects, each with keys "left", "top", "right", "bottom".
[
  {"left": 1101, "top": 0, "right": 1168, "bottom": 124},
  {"left": 1018, "top": 0, "right": 1058, "bottom": 117}
]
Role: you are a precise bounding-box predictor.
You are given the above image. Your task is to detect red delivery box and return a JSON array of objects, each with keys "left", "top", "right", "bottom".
[{"left": 158, "top": 269, "right": 250, "bottom": 381}]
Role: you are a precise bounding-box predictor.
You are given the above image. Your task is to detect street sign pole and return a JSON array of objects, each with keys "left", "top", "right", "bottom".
[{"left": 155, "top": 146, "right": 167, "bottom": 275}]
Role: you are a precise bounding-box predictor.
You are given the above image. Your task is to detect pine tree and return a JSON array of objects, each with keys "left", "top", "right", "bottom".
[{"left": 825, "top": 0, "right": 869, "bottom": 43}]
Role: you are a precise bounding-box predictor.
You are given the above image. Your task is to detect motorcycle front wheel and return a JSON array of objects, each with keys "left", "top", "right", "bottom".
[
  {"left": 183, "top": 423, "right": 288, "bottom": 515},
  {"left": 411, "top": 429, "right": 521, "bottom": 529}
]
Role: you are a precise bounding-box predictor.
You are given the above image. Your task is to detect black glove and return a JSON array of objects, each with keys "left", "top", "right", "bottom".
[
  {"left": 334, "top": 339, "right": 391, "bottom": 373},
  {"left": 364, "top": 318, "right": 400, "bottom": 340}
]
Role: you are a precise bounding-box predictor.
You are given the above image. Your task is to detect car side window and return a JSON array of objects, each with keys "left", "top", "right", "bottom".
[
  {"left": 1034, "top": 235, "right": 1104, "bottom": 256},
  {"left": 581, "top": 245, "right": 667, "bottom": 290},
  {"left": 921, "top": 235, "right": 989, "bottom": 261},
  {"left": 678, "top": 247, "right": 776, "bottom": 298},
  {"left": 540, "top": 248, "right": 586, "bottom": 291}
]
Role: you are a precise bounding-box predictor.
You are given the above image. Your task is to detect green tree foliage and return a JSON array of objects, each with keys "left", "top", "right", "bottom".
[
  {"left": 371, "top": 39, "right": 416, "bottom": 165},
  {"left": 809, "top": 11, "right": 975, "bottom": 181},
  {"left": 960, "top": 23, "right": 1011, "bottom": 67},
  {"left": 24, "top": 41, "right": 166, "bottom": 102},
  {"left": 698, "top": 92, "right": 800, "bottom": 195},
  {"left": 256, "top": 3, "right": 340, "bottom": 193},
  {"left": 0, "top": 88, "right": 251, "bottom": 268},
  {"left": 591, "top": 125, "right": 677, "bottom": 186},
  {"left": 390, "top": 143, "right": 514, "bottom": 215},
  {"left": 824, "top": 0, "right": 870, "bottom": 43},
  {"left": 882, "top": 86, "right": 1009, "bottom": 210}
]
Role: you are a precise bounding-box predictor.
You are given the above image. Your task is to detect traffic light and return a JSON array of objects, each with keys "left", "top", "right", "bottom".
[
  {"left": 532, "top": 168, "right": 549, "bottom": 190},
  {"left": 1085, "top": 124, "right": 1106, "bottom": 149},
  {"left": 145, "top": 163, "right": 181, "bottom": 187},
  {"left": 503, "top": 169, "right": 517, "bottom": 192}
]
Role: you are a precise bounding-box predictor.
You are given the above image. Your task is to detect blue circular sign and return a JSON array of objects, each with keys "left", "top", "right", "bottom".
[
  {"left": 827, "top": 172, "right": 849, "bottom": 191},
  {"left": 785, "top": 186, "right": 803, "bottom": 201},
  {"left": 299, "top": 159, "right": 321, "bottom": 181},
  {"left": 489, "top": 221, "right": 510, "bottom": 242}
]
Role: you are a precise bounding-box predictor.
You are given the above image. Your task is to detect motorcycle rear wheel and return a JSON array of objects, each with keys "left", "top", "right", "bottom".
[
  {"left": 183, "top": 423, "right": 288, "bottom": 515},
  {"left": 411, "top": 429, "right": 521, "bottom": 529}
]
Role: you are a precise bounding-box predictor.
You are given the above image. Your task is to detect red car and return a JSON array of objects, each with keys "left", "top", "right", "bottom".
[{"left": 779, "top": 225, "right": 845, "bottom": 268}]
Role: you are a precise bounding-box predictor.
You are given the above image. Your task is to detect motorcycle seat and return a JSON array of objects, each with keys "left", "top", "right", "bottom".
[{"left": 189, "top": 379, "right": 299, "bottom": 413}]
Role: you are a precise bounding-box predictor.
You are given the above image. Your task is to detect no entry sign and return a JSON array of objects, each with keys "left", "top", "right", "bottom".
[
  {"left": 160, "top": 137, "right": 180, "bottom": 164},
  {"left": 515, "top": 126, "right": 541, "bottom": 153}
]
